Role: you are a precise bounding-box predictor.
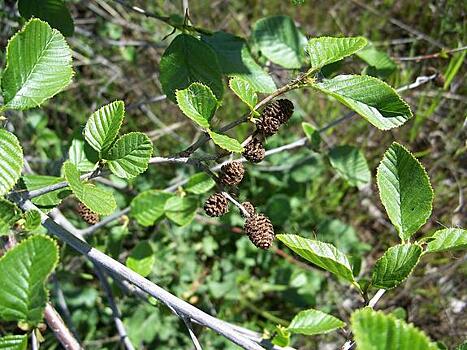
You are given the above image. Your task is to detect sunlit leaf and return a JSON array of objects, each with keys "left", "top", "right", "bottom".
[
  {"left": 426, "top": 228, "right": 467, "bottom": 253},
  {"left": 208, "top": 130, "right": 244, "bottom": 153},
  {"left": 0, "top": 130, "right": 23, "bottom": 195},
  {"left": 130, "top": 190, "right": 173, "bottom": 227},
  {"left": 126, "top": 241, "right": 155, "bottom": 277},
  {"left": 229, "top": 77, "right": 258, "bottom": 110},
  {"left": 164, "top": 196, "right": 198, "bottom": 226},
  {"left": 287, "top": 309, "right": 345, "bottom": 335},
  {"left": 175, "top": 83, "right": 218, "bottom": 129}
]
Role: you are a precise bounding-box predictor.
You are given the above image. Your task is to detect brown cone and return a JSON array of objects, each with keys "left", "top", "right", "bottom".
[
  {"left": 256, "top": 115, "right": 281, "bottom": 136},
  {"left": 262, "top": 99, "right": 295, "bottom": 124},
  {"left": 204, "top": 193, "right": 229, "bottom": 217},
  {"left": 241, "top": 202, "right": 256, "bottom": 217},
  {"left": 243, "top": 138, "right": 265, "bottom": 163},
  {"left": 77, "top": 202, "right": 100, "bottom": 225},
  {"left": 244, "top": 214, "right": 275, "bottom": 249},
  {"left": 219, "top": 161, "right": 245, "bottom": 186}
]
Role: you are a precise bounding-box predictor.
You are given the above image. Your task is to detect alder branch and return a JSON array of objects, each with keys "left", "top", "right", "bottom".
[{"left": 44, "top": 304, "right": 82, "bottom": 350}]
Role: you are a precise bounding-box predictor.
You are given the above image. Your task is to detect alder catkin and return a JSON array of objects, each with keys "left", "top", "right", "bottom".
[
  {"left": 240, "top": 201, "right": 256, "bottom": 217},
  {"left": 204, "top": 193, "right": 229, "bottom": 217},
  {"left": 77, "top": 202, "right": 100, "bottom": 225},
  {"left": 219, "top": 161, "right": 245, "bottom": 186},
  {"left": 244, "top": 214, "right": 275, "bottom": 249},
  {"left": 243, "top": 138, "right": 266, "bottom": 163}
]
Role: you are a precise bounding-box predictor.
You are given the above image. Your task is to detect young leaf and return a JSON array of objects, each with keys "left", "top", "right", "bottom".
[
  {"left": 302, "top": 122, "right": 321, "bottom": 151},
  {"left": 1, "top": 19, "right": 73, "bottom": 110},
  {"left": 185, "top": 173, "right": 216, "bottom": 194},
  {"left": 130, "top": 190, "right": 174, "bottom": 227},
  {"left": 208, "top": 130, "right": 244, "bottom": 153},
  {"left": 63, "top": 161, "right": 116, "bottom": 215},
  {"left": 84, "top": 101, "right": 125, "bottom": 154},
  {"left": 164, "top": 196, "right": 198, "bottom": 227},
  {"left": 252, "top": 16, "right": 307, "bottom": 69},
  {"left": 371, "top": 244, "right": 422, "bottom": 289},
  {"left": 229, "top": 77, "right": 258, "bottom": 110},
  {"left": 426, "top": 228, "right": 467, "bottom": 253},
  {"left": 0, "top": 199, "right": 21, "bottom": 236},
  {"left": 0, "top": 334, "right": 28, "bottom": 350},
  {"left": 23, "top": 210, "right": 42, "bottom": 231},
  {"left": 175, "top": 83, "right": 218, "bottom": 129},
  {"left": 68, "top": 135, "right": 99, "bottom": 172},
  {"left": 328, "top": 145, "right": 371, "bottom": 189},
  {"left": 306, "top": 37, "right": 367, "bottom": 70},
  {"left": 356, "top": 44, "right": 397, "bottom": 78},
  {"left": 377, "top": 143, "right": 433, "bottom": 241},
  {"left": 0, "top": 129, "right": 24, "bottom": 195},
  {"left": 351, "top": 308, "right": 438, "bottom": 350},
  {"left": 126, "top": 241, "right": 155, "bottom": 277},
  {"left": 22, "top": 175, "right": 71, "bottom": 207},
  {"left": 272, "top": 325, "right": 291, "bottom": 347},
  {"left": 0, "top": 235, "right": 59, "bottom": 326},
  {"left": 312, "top": 75, "right": 412, "bottom": 130},
  {"left": 18, "top": 0, "right": 74, "bottom": 37},
  {"left": 160, "top": 34, "right": 223, "bottom": 102},
  {"left": 287, "top": 309, "right": 345, "bottom": 335},
  {"left": 105, "top": 132, "right": 153, "bottom": 179},
  {"left": 202, "top": 31, "right": 276, "bottom": 93},
  {"left": 277, "top": 234, "right": 355, "bottom": 283}
]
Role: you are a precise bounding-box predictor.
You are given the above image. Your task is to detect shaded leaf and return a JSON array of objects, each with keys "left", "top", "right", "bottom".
[
  {"left": 185, "top": 173, "right": 216, "bottom": 194},
  {"left": 377, "top": 143, "right": 433, "bottom": 241},
  {"left": 287, "top": 309, "right": 345, "bottom": 335},
  {"left": 175, "top": 83, "right": 218, "bottom": 129},
  {"left": 68, "top": 134, "right": 99, "bottom": 172},
  {"left": 0, "top": 130, "right": 23, "bottom": 195},
  {"left": 130, "top": 190, "right": 173, "bottom": 227},
  {"left": 328, "top": 145, "right": 370, "bottom": 188},
  {"left": 22, "top": 175, "right": 70, "bottom": 207},
  {"left": 23, "top": 210, "right": 41, "bottom": 231},
  {"left": 0, "top": 199, "right": 21, "bottom": 236},
  {"left": 426, "top": 228, "right": 467, "bottom": 253},
  {"left": 164, "top": 196, "right": 198, "bottom": 226},
  {"left": 356, "top": 44, "right": 397, "bottom": 78},
  {"left": 208, "top": 130, "right": 244, "bottom": 153},
  {"left": 229, "top": 77, "right": 258, "bottom": 110},
  {"left": 302, "top": 122, "right": 321, "bottom": 151},
  {"left": 126, "top": 241, "right": 155, "bottom": 277}
]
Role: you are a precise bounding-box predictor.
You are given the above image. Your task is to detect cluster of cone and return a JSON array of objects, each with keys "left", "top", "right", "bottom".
[{"left": 204, "top": 99, "right": 294, "bottom": 250}]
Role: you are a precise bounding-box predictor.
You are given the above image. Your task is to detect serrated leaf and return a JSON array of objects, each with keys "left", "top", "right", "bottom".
[
  {"left": 126, "top": 241, "right": 155, "bottom": 277},
  {"left": 302, "top": 122, "right": 321, "bottom": 151},
  {"left": 208, "top": 130, "right": 244, "bottom": 153},
  {"left": 130, "top": 190, "right": 173, "bottom": 227},
  {"left": 328, "top": 145, "right": 370, "bottom": 189},
  {"left": 377, "top": 143, "right": 433, "bottom": 241},
  {"left": 84, "top": 101, "right": 125, "bottom": 154},
  {"left": 351, "top": 308, "right": 438, "bottom": 350},
  {"left": 63, "top": 161, "right": 116, "bottom": 215},
  {"left": 23, "top": 210, "right": 41, "bottom": 231},
  {"left": 164, "top": 196, "right": 198, "bottom": 227},
  {"left": 0, "top": 334, "right": 27, "bottom": 350},
  {"left": 0, "top": 235, "right": 59, "bottom": 326},
  {"left": 105, "top": 132, "right": 153, "bottom": 179},
  {"left": 202, "top": 31, "right": 276, "bottom": 93},
  {"left": 252, "top": 16, "right": 307, "bottom": 69},
  {"left": 175, "top": 83, "right": 218, "bottom": 129},
  {"left": 18, "top": 0, "right": 74, "bottom": 37},
  {"left": 277, "top": 234, "right": 355, "bottom": 283},
  {"left": 0, "top": 130, "right": 23, "bottom": 196},
  {"left": 160, "top": 34, "right": 223, "bottom": 102},
  {"left": 426, "top": 228, "right": 467, "bottom": 253},
  {"left": 229, "top": 77, "right": 258, "bottom": 110},
  {"left": 68, "top": 134, "right": 99, "bottom": 172},
  {"left": 22, "top": 175, "right": 71, "bottom": 207},
  {"left": 185, "top": 173, "right": 216, "bottom": 194},
  {"left": 313, "top": 75, "right": 412, "bottom": 130},
  {"left": 371, "top": 244, "right": 422, "bottom": 289},
  {"left": 287, "top": 309, "right": 345, "bottom": 335},
  {"left": 1, "top": 19, "right": 73, "bottom": 110},
  {"left": 0, "top": 199, "right": 21, "bottom": 236},
  {"left": 306, "top": 36, "right": 367, "bottom": 70},
  {"left": 356, "top": 43, "right": 397, "bottom": 78}
]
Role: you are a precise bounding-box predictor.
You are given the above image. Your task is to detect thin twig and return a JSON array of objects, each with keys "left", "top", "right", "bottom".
[{"left": 44, "top": 304, "right": 83, "bottom": 350}]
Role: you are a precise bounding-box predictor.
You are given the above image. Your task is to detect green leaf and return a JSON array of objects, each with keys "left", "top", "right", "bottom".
[
  {"left": 84, "top": 101, "right": 125, "bottom": 154},
  {"left": 351, "top": 308, "right": 438, "bottom": 350},
  {"left": 272, "top": 325, "right": 291, "bottom": 347},
  {"left": 18, "top": 0, "right": 74, "bottom": 37},
  {"left": 175, "top": 83, "right": 218, "bottom": 129},
  {"left": 302, "top": 122, "right": 321, "bottom": 151},
  {"left": 130, "top": 190, "right": 174, "bottom": 227},
  {"left": 252, "top": 16, "right": 307, "bottom": 69},
  {"left": 0, "top": 199, "right": 21, "bottom": 236},
  {"left": 287, "top": 309, "right": 345, "bottom": 335},
  {"left": 68, "top": 134, "right": 99, "bottom": 172},
  {"left": 202, "top": 31, "right": 276, "bottom": 93},
  {"left": 0, "top": 130, "right": 23, "bottom": 196},
  {"left": 208, "top": 130, "right": 244, "bottom": 153},
  {"left": 306, "top": 36, "right": 367, "bottom": 70},
  {"left": 328, "top": 145, "right": 371, "bottom": 189},
  {"left": 22, "top": 175, "right": 70, "bottom": 207},
  {"left": 63, "top": 161, "right": 116, "bottom": 215},
  {"left": 185, "top": 173, "right": 216, "bottom": 194},
  {"left": 277, "top": 234, "right": 355, "bottom": 283},
  {"left": 0, "top": 334, "right": 28, "bottom": 350},
  {"left": 105, "top": 132, "right": 153, "bottom": 179},
  {"left": 229, "top": 77, "right": 258, "bottom": 110},
  {"left": 164, "top": 196, "right": 198, "bottom": 226},
  {"left": 0, "top": 235, "right": 59, "bottom": 326},
  {"left": 371, "top": 244, "right": 422, "bottom": 289},
  {"left": 23, "top": 210, "right": 41, "bottom": 231},
  {"left": 1, "top": 19, "right": 73, "bottom": 110},
  {"left": 313, "top": 75, "right": 412, "bottom": 130},
  {"left": 426, "top": 228, "right": 467, "bottom": 253},
  {"left": 376, "top": 143, "right": 433, "bottom": 241},
  {"left": 160, "top": 34, "right": 223, "bottom": 102},
  {"left": 126, "top": 241, "right": 155, "bottom": 277},
  {"left": 356, "top": 43, "right": 397, "bottom": 78}
]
